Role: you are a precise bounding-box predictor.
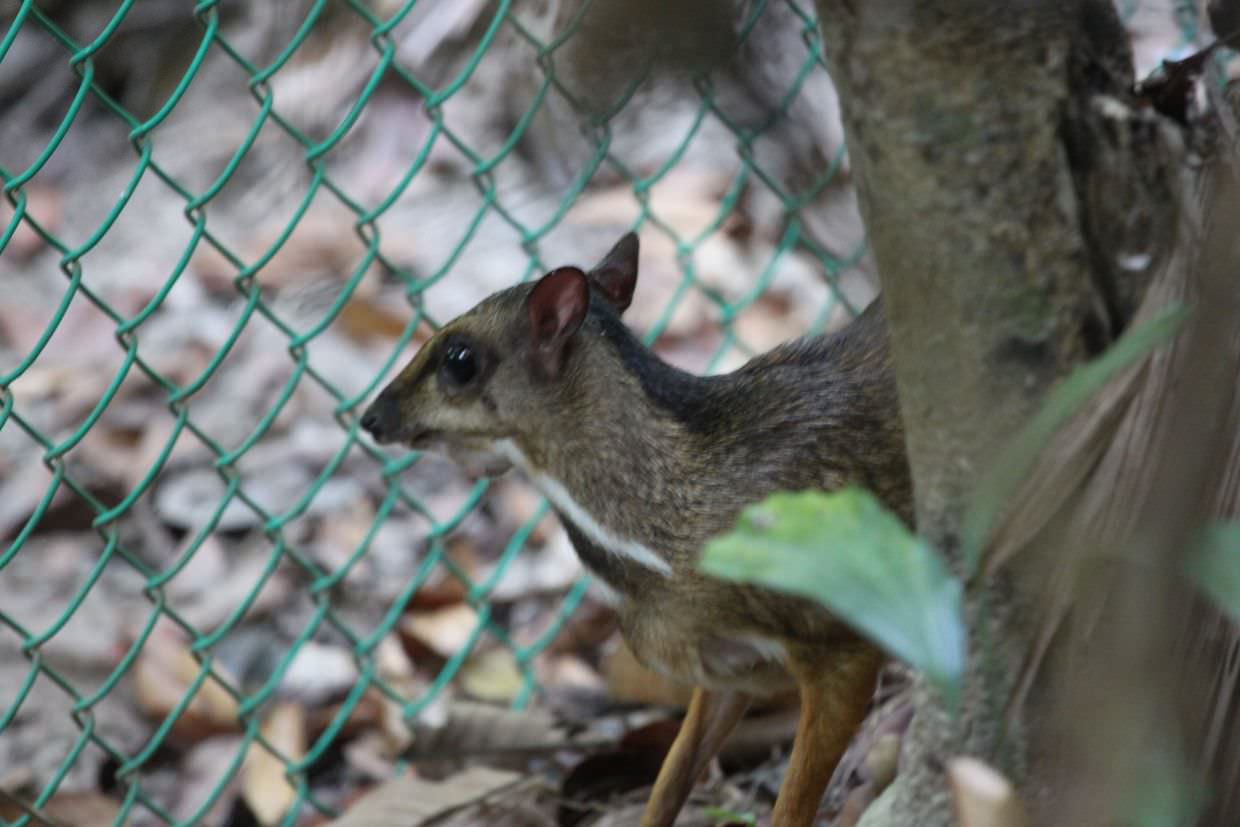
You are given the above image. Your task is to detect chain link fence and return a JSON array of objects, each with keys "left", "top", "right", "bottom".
[{"left": 0, "top": 1, "right": 1205, "bottom": 824}]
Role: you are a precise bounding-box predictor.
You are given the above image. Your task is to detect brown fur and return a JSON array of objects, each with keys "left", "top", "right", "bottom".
[{"left": 362, "top": 234, "right": 912, "bottom": 824}]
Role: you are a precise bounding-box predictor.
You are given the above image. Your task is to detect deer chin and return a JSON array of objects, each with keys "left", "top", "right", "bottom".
[
  {"left": 460, "top": 451, "right": 514, "bottom": 480},
  {"left": 434, "top": 439, "right": 513, "bottom": 481}
]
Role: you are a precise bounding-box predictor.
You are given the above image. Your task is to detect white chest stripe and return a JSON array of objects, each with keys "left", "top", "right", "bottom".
[
  {"left": 494, "top": 440, "right": 673, "bottom": 578},
  {"left": 734, "top": 634, "right": 788, "bottom": 665}
]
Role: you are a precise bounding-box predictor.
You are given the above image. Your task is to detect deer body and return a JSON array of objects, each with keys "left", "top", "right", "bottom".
[{"left": 362, "top": 234, "right": 910, "bottom": 826}]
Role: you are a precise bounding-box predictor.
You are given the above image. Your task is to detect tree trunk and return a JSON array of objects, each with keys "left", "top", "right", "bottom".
[{"left": 810, "top": 2, "right": 1232, "bottom": 825}]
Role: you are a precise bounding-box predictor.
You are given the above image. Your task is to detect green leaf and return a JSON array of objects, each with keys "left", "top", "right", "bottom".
[
  {"left": 702, "top": 806, "right": 757, "bottom": 826},
  {"left": 961, "top": 304, "right": 1188, "bottom": 577},
  {"left": 700, "top": 487, "right": 965, "bottom": 704},
  {"left": 1187, "top": 521, "right": 1240, "bottom": 622},
  {"left": 1125, "top": 747, "right": 1206, "bottom": 827}
]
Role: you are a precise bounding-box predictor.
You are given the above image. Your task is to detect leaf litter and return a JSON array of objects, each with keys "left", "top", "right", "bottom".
[{"left": 0, "top": 1, "right": 1194, "bottom": 823}]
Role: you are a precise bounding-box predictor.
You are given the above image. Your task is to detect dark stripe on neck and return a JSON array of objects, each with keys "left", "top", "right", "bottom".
[{"left": 588, "top": 298, "right": 723, "bottom": 433}]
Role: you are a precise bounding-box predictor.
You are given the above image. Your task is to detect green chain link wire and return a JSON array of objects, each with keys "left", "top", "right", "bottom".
[{"left": 0, "top": 0, "right": 1206, "bottom": 824}]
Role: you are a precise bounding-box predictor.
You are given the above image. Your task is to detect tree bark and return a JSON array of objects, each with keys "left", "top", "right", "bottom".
[{"left": 812, "top": 2, "right": 1192, "bottom": 824}]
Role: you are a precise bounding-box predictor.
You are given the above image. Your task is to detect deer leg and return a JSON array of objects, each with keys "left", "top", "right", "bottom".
[
  {"left": 640, "top": 687, "right": 752, "bottom": 827},
  {"left": 770, "top": 645, "right": 882, "bottom": 827}
]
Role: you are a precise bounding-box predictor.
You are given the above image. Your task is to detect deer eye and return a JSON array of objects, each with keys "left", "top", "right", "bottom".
[{"left": 440, "top": 341, "right": 479, "bottom": 388}]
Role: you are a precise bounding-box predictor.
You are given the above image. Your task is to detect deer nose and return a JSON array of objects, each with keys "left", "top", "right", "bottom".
[{"left": 360, "top": 395, "right": 401, "bottom": 443}]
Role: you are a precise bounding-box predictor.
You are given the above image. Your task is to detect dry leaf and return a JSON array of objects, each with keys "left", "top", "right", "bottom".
[
  {"left": 579, "top": 801, "right": 652, "bottom": 827},
  {"left": 166, "top": 534, "right": 228, "bottom": 603},
  {"left": 174, "top": 553, "right": 294, "bottom": 634},
  {"left": 493, "top": 479, "right": 559, "bottom": 544},
  {"left": 948, "top": 757, "right": 1029, "bottom": 827},
  {"left": 173, "top": 736, "right": 246, "bottom": 827},
  {"left": 0, "top": 183, "right": 63, "bottom": 261},
  {"left": 132, "top": 622, "right": 241, "bottom": 741},
  {"left": 484, "top": 526, "right": 583, "bottom": 601},
  {"left": 0, "top": 461, "right": 62, "bottom": 542},
  {"left": 310, "top": 688, "right": 385, "bottom": 741},
  {"left": 248, "top": 205, "right": 374, "bottom": 292},
  {"left": 404, "top": 699, "right": 580, "bottom": 761},
  {"left": 376, "top": 634, "right": 417, "bottom": 684},
  {"left": 130, "top": 414, "right": 213, "bottom": 489},
  {"left": 545, "top": 602, "right": 620, "bottom": 658},
  {"left": 567, "top": 170, "right": 729, "bottom": 239},
  {"left": 0, "top": 790, "right": 120, "bottom": 826},
  {"left": 328, "top": 766, "right": 521, "bottom": 826},
  {"left": 314, "top": 497, "right": 378, "bottom": 576},
  {"left": 154, "top": 469, "right": 262, "bottom": 532},
  {"left": 338, "top": 293, "right": 419, "bottom": 342},
  {"left": 242, "top": 701, "right": 306, "bottom": 826},
  {"left": 731, "top": 294, "right": 800, "bottom": 353},
  {"left": 836, "top": 732, "right": 902, "bottom": 827},
  {"left": 418, "top": 483, "right": 482, "bottom": 529},
  {"left": 3, "top": 364, "right": 76, "bottom": 403},
  {"left": 459, "top": 648, "right": 525, "bottom": 703},
  {"left": 344, "top": 732, "right": 397, "bottom": 782},
  {"left": 282, "top": 642, "right": 358, "bottom": 702},
  {"left": 863, "top": 733, "right": 901, "bottom": 790},
  {"left": 401, "top": 604, "right": 481, "bottom": 658},
  {"left": 406, "top": 541, "right": 478, "bottom": 611},
  {"left": 538, "top": 654, "right": 607, "bottom": 694},
  {"left": 369, "top": 634, "right": 435, "bottom": 752}
]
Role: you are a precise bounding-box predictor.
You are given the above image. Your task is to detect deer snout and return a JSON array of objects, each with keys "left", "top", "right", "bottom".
[{"left": 360, "top": 393, "right": 404, "bottom": 444}]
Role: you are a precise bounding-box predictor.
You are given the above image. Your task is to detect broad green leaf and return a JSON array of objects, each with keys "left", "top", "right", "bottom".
[
  {"left": 1187, "top": 521, "right": 1240, "bottom": 622},
  {"left": 700, "top": 487, "right": 965, "bottom": 703},
  {"left": 961, "top": 304, "right": 1187, "bottom": 577}
]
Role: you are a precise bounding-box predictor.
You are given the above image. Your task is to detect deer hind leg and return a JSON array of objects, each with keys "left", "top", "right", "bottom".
[
  {"left": 639, "top": 687, "right": 752, "bottom": 827},
  {"left": 770, "top": 644, "right": 883, "bottom": 827}
]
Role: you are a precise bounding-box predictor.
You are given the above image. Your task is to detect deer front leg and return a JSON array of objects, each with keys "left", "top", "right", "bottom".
[
  {"left": 640, "top": 687, "right": 752, "bottom": 827},
  {"left": 770, "top": 644, "right": 882, "bottom": 827}
]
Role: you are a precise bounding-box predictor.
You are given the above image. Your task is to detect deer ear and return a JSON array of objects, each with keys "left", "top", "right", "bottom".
[
  {"left": 527, "top": 267, "right": 589, "bottom": 376},
  {"left": 589, "top": 232, "right": 639, "bottom": 313}
]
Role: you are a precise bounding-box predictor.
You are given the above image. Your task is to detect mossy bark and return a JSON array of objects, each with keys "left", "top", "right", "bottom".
[{"left": 812, "top": 3, "right": 1182, "bottom": 824}]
